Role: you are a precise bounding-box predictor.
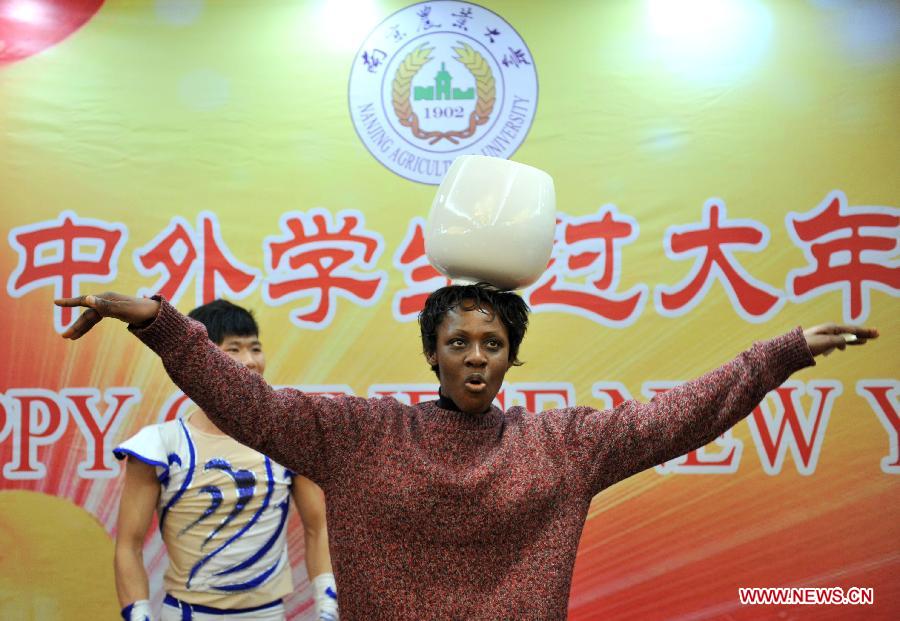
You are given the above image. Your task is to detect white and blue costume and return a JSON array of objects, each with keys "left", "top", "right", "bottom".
[{"left": 115, "top": 412, "right": 294, "bottom": 620}]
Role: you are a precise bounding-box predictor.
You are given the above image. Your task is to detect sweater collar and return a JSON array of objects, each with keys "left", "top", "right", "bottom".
[{"left": 423, "top": 391, "right": 503, "bottom": 429}]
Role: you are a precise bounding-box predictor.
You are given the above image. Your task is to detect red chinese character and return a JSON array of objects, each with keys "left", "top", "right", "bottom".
[
  {"left": 655, "top": 200, "right": 783, "bottom": 321},
  {"left": 525, "top": 207, "right": 647, "bottom": 325},
  {"left": 392, "top": 217, "right": 450, "bottom": 321},
  {"left": 8, "top": 212, "right": 126, "bottom": 332},
  {"left": 787, "top": 192, "right": 899, "bottom": 322},
  {"left": 263, "top": 209, "right": 386, "bottom": 328},
  {"left": 134, "top": 212, "right": 260, "bottom": 306}
]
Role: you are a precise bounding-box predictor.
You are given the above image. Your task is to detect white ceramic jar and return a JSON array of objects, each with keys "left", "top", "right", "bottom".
[{"left": 425, "top": 155, "right": 555, "bottom": 290}]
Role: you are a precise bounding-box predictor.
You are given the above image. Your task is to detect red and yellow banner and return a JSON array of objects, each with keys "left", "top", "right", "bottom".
[{"left": 1, "top": 0, "right": 898, "bottom": 619}]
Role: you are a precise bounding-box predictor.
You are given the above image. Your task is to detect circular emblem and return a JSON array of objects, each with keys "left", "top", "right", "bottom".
[{"left": 349, "top": 1, "right": 538, "bottom": 184}]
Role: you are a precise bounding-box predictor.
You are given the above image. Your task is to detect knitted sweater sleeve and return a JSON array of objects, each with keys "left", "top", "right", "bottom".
[
  {"left": 128, "top": 298, "right": 370, "bottom": 486},
  {"left": 569, "top": 328, "right": 815, "bottom": 496}
]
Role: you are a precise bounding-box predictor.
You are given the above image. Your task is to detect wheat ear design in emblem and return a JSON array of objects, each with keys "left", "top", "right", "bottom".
[
  {"left": 391, "top": 42, "right": 496, "bottom": 145},
  {"left": 452, "top": 42, "right": 495, "bottom": 132},
  {"left": 392, "top": 44, "right": 434, "bottom": 130}
]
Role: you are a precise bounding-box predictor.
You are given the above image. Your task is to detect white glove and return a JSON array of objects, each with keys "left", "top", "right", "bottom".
[
  {"left": 312, "top": 573, "right": 339, "bottom": 621},
  {"left": 121, "top": 599, "right": 152, "bottom": 621}
]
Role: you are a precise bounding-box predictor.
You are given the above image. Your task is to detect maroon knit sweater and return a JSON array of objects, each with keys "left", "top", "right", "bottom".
[{"left": 132, "top": 300, "right": 814, "bottom": 620}]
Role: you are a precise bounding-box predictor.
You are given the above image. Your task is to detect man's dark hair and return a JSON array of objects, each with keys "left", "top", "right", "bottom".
[
  {"left": 187, "top": 299, "right": 259, "bottom": 345},
  {"left": 419, "top": 283, "right": 530, "bottom": 377}
]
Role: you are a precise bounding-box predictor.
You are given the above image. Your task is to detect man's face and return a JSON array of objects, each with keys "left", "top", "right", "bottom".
[
  {"left": 427, "top": 303, "right": 512, "bottom": 415},
  {"left": 217, "top": 334, "right": 266, "bottom": 376}
]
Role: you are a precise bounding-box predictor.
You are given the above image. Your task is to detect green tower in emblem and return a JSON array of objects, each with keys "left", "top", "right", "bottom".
[{"left": 414, "top": 62, "right": 475, "bottom": 101}]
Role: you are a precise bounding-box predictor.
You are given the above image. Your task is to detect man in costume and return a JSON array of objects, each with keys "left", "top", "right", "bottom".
[{"left": 112, "top": 300, "right": 338, "bottom": 621}]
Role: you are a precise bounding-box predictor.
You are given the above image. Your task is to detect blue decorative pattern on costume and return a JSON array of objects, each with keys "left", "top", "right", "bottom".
[
  {"left": 187, "top": 456, "right": 276, "bottom": 590},
  {"left": 214, "top": 497, "right": 289, "bottom": 577},
  {"left": 198, "top": 458, "right": 256, "bottom": 548},
  {"left": 179, "top": 484, "right": 224, "bottom": 536},
  {"left": 212, "top": 555, "right": 283, "bottom": 592},
  {"left": 160, "top": 452, "right": 181, "bottom": 488},
  {"left": 159, "top": 420, "right": 195, "bottom": 531}
]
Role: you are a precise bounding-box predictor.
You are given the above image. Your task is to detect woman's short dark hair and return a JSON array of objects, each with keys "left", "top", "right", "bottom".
[
  {"left": 419, "top": 283, "right": 530, "bottom": 377},
  {"left": 187, "top": 299, "right": 259, "bottom": 345}
]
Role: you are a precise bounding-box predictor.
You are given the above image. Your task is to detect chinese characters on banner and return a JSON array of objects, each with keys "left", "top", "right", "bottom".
[
  {"left": 1, "top": 191, "right": 898, "bottom": 482},
  {"left": 134, "top": 213, "right": 260, "bottom": 308},
  {"left": 8, "top": 191, "right": 898, "bottom": 332},
  {"left": 8, "top": 212, "right": 127, "bottom": 333},
  {"left": 787, "top": 193, "right": 900, "bottom": 321},
  {"left": 263, "top": 209, "right": 386, "bottom": 329}
]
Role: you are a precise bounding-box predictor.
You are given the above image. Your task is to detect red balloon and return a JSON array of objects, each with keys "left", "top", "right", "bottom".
[{"left": 0, "top": 0, "right": 104, "bottom": 66}]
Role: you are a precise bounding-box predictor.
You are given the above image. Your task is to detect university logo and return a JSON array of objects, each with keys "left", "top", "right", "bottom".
[{"left": 348, "top": 1, "right": 538, "bottom": 184}]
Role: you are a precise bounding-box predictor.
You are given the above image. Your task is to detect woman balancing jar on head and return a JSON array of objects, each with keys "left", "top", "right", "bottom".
[{"left": 56, "top": 157, "right": 879, "bottom": 619}]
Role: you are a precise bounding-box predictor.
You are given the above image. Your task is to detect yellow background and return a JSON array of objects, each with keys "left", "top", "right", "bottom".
[{"left": 1, "top": 1, "right": 897, "bottom": 619}]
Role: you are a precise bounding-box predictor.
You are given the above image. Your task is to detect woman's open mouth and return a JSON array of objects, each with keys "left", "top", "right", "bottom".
[{"left": 464, "top": 374, "right": 486, "bottom": 392}]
